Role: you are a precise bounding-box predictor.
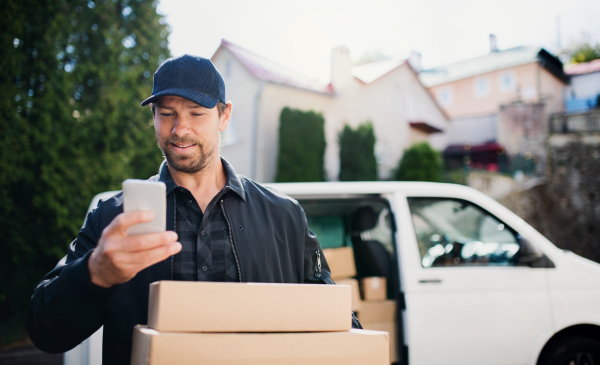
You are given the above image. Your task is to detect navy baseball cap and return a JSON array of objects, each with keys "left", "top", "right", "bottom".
[{"left": 141, "top": 54, "right": 226, "bottom": 108}]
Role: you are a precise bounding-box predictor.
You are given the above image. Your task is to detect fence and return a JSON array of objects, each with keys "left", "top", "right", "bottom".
[{"left": 549, "top": 109, "right": 600, "bottom": 134}]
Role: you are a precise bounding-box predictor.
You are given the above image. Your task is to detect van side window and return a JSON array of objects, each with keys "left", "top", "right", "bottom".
[{"left": 407, "top": 198, "right": 520, "bottom": 268}]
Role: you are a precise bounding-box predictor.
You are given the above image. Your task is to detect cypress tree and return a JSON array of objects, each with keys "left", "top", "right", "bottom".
[
  {"left": 275, "top": 107, "right": 326, "bottom": 182},
  {"left": 0, "top": 0, "right": 170, "bottom": 344},
  {"left": 338, "top": 122, "right": 378, "bottom": 181}
]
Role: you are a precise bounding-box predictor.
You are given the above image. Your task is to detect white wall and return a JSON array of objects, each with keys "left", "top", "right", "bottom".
[
  {"left": 212, "top": 49, "right": 262, "bottom": 180},
  {"left": 568, "top": 72, "right": 600, "bottom": 99}
]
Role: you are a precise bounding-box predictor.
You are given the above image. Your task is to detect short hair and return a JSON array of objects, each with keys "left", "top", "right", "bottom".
[{"left": 151, "top": 101, "right": 229, "bottom": 117}]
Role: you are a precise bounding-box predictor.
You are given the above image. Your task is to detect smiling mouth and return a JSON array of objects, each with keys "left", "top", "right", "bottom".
[{"left": 173, "top": 143, "right": 195, "bottom": 148}]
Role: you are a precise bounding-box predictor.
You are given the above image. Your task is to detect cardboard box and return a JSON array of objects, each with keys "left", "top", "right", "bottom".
[
  {"left": 131, "top": 326, "right": 390, "bottom": 365},
  {"left": 356, "top": 300, "right": 396, "bottom": 323},
  {"left": 322, "top": 247, "right": 356, "bottom": 279},
  {"left": 336, "top": 278, "right": 362, "bottom": 312},
  {"left": 361, "top": 322, "right": 398, "bottom": 364},
  {"left": 148, "top": 281, "right": 351, "bottom": 332},
  {"left": 360, "top": 277, "right": 387, "bottom": 301}
]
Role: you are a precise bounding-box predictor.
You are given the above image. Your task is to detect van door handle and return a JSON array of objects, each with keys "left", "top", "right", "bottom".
[{"left": 419, "top": 279, "right": 442, "bottom": 284}]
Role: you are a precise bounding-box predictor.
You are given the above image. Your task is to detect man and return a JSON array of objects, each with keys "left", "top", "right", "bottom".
[{"left": 28, "top": 55, "right": 360, "bottom": 364}]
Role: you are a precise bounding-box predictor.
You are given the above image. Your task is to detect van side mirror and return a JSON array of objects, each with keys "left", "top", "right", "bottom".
[{"left": 518, "top": 237, "right": 555, "bottom": 268}]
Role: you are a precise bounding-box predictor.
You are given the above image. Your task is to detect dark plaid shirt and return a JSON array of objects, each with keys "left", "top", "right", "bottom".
[{"left": 159, "top": 160, "right": 240, "bottom": 282}]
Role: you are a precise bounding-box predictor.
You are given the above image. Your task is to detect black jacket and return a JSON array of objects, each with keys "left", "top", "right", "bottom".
[{"left": 28, "top": 160, "right": 355, "bottom": 365}]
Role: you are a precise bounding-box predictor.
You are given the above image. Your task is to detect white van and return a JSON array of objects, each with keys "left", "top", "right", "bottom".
[{"left": 66, "top": 182, "right": 600, "bottom": 365}]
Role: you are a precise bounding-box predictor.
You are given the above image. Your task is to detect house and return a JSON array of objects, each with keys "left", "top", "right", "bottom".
[
  {"left": 564, "top": 58, "right": 600, "bottom": 113},
  {"left": 419, "top": 35, "right": 568, "bottom": 173},
  {"left": 211, "top": 39, "right": 448, "bottom": 182}
]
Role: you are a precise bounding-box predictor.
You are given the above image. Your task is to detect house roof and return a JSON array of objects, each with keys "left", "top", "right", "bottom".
[
  {"left": 565, "top": 58, "right": 600, "bottom": 76},
  {"left": 214, "top": 39, "right": 334, "bottom": 95},
  {"left": 352, "top": 59, "right": 407, "bottom": 84},
  {"left": 419, "top": 46, "right": 567, "bottom": 87}
]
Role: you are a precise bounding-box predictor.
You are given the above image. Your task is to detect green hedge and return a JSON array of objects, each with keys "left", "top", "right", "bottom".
[
  {"left": 394, "top": 142, "right": 442, "bottom": 182},
  {"left": 275, "top": 107, "right": 326, "bottom": 182},
  {"left": 338, "top": 122, "right": 378, "bottom": 181}
]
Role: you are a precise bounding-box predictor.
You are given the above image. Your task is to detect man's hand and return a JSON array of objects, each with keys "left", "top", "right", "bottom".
[{"left": 88, "top": 211, "right": 182, "bottom": 288}]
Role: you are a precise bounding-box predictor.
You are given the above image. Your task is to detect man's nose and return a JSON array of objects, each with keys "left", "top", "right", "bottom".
[{"left": 171, "top": 115, "right": 191, "bottom": 135}]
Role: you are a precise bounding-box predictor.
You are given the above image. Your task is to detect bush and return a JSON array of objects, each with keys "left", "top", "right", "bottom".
[
  {"left": 275, "top": 107, "right": 326, "bottom": 182},
  {"left": 395, "top": 142, "right": 442, "bottom": 182},
  {"left": 338, "top": 122, "right": 377, "bottom": 181}
]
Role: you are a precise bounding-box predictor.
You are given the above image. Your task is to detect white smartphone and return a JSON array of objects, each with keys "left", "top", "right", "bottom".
[{"left": 122, "top": 179, "right": 167, "bottom": 235}]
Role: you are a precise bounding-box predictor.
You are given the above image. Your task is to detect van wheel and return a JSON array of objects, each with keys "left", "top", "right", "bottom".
[{"left": 538, "top": 335, "right": 600, "bottom": 365}]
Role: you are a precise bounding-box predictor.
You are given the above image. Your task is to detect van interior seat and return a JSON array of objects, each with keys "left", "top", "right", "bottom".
[{"left": 351, "top": 206, "right": 393, "bottom": 298}]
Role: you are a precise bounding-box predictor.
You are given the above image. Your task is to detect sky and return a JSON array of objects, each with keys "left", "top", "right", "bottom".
[{"left": 157, "top": 0, "right": 600, "bottom": 83}]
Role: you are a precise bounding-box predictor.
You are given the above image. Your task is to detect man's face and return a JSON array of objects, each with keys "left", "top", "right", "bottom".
[{"left": 153, "top": 95, "right": 231, "bottom": 174}]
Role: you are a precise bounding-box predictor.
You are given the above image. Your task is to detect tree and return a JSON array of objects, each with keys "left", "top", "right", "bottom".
[
  {"left": 338, "top": 122, "right": 378, "bottom": 181},
  {"left": 394, "top": 142, "right": 442, "bottom": 182},
  {"left": 276, "top": 107, "right": 326, "bottom": 182},
  {"left": 572, "top": 43, "right": 600, "bottom": 63},
  {"left": 0, "top": 0, "right": 170, "bottom": 344}
]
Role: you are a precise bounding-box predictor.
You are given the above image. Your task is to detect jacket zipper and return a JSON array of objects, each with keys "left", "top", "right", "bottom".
[
  {"left": 220, "top": 199, "right": 243, "bottom": 282},
  {"left": 314, "top": 250, "right": 322, "bottom": 278}
]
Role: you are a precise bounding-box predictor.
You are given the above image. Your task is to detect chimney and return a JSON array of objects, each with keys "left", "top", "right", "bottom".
[
  {"left": 489, "top": 34, "right": 498, "bottom": 52},
  {"left": 330, "top": 45, "right": 352, "bottom": 91},
  {"left": 408, "top": 50, "right": 422, "bottom": 73}
]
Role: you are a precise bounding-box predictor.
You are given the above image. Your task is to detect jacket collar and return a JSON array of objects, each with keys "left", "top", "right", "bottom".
[{"left": 157, "top": 157, "right": 246, "bottom": 201}]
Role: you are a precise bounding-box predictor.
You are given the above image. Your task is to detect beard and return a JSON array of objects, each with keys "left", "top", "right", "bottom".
[{"left": 158, "top": 135, "right": 216, "bottom": 174}]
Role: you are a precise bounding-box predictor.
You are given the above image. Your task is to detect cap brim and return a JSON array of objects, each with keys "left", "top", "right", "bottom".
[{"left": 140, "top": 88, "right": 219, "bottom": 108}]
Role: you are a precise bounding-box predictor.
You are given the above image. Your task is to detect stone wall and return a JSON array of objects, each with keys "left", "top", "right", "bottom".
[{"left": 498, "top": 133, "right": 600, "bottom": 263}]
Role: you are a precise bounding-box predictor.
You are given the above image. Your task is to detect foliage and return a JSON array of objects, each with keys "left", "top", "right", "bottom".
[
  {"left": 572, "top": 43, "right": 600, "bottom": 63},
  {"left": 275, "top": 107, "right": 326, "bottom": 182},
  {"left": 0, "top": 0, "right": 170, "bottom": 345},
  {"left": 338, "top": 122, "right": 378, "bottom": 181},
  {"left": 394, "top": 142, "right": 442, "bottom": 182}
]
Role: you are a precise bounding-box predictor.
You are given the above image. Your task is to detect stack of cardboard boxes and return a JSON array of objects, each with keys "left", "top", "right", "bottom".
[
  {"left": 131, "top": 280, "right": 390, "bottom": 364},
  {"left": 323, "top": 247, "right": 398, "bottom": 363}
]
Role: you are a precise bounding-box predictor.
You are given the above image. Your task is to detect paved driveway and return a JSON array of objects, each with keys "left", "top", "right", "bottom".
[{"left": 0, "top": 343, "right": 62, "bottom": 365}]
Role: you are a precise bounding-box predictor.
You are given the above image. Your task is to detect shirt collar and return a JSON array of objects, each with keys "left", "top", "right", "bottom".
[{"left": 157, "top": 157, "right": 246, "bottom": 201}]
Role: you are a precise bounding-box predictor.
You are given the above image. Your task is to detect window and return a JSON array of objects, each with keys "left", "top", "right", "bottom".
[
  {"left": 408, "top": 198, "right": 520, "bottom": 267},
  {"left": 437, "top": 86, "right": 453, "bottom": 107},
  {"left": 499, "top": 71, "right": 515, "bottom": 92},
  {"left": 473, "top": 77, "right": 490, "bottom": 98}
]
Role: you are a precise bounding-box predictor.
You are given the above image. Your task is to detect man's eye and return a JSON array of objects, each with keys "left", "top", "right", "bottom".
[
  {"left": 160, "top": 113, "right": 174, "bottom": 117},
  {"left": 192, "top": 113, "right": 203, "bottom": 117}
]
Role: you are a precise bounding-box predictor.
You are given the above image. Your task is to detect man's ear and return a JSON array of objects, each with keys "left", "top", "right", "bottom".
[{"left": 219, "top": 102, "right": 233, "bottom": 132}]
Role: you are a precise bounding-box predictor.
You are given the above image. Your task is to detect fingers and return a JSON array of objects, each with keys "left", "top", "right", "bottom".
[
  {"left": 89, "top": 239, "right": 182, "bottom": 288},
  {"left": 104, "top": 211, "right": 155, "bottom": 236},
  {"left": 125, "top": 231, "right": 179, "bottom": 252},
  {"left": 133, "top": 241, "right": 182, "bottom": 269},
  {"left": 89, "top": 211, "right": 182, "bottom": 288}
]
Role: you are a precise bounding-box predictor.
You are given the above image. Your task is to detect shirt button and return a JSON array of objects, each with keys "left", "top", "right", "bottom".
[
  {"left": 188, "top": 200, "right": 193, "bottom": 204},
  {"left": 201, "top": 230, "right": 206, "bottom": 235},
  {"left": 202, "top": 266, "right": 208, "bottom": 272}
]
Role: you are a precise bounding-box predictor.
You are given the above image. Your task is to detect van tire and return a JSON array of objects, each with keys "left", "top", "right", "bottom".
[{"left": 538, "top": 335, "right": 600, "bottom": 365}]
